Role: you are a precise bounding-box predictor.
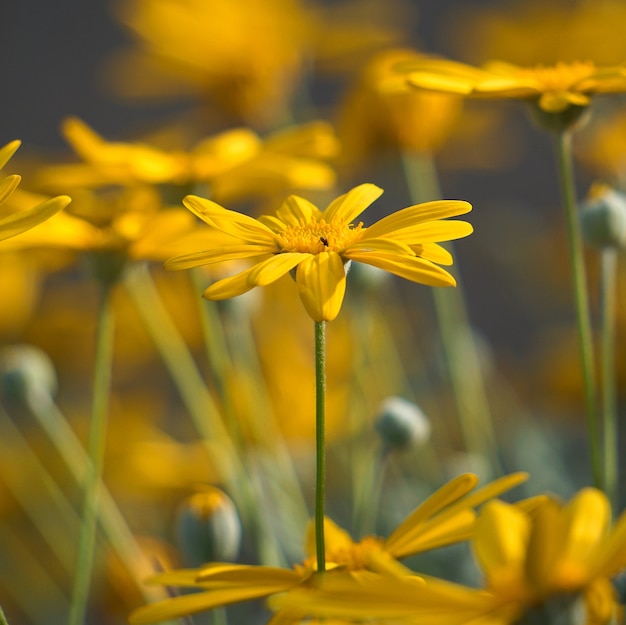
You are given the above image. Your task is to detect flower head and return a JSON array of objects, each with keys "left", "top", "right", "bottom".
[
  {"left": 128, "top": 473, "right": 526, "bottom": 624},
  {"left": 274, "top": 488, "right": 626, "bottom": 625},
  {"left": 166, "top": 184, "right": 473, "bottom": 321},
  {"left": 399, "top": 57, "right": 626, "bottom": 115},
  {"left": 0, "top": 140, "right": 70, "bottom": 242}
]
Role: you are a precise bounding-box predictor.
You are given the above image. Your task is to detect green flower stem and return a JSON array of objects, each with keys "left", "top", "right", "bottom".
[
  {"left": 125, "top": 264, "right": 284, "bottom": 565},
  {"left": 0, "top": 405, "right": 78, "bottom": 574},
  {"left": 401, "top": 150, "right": 501, "bottom": 477},
  {"left": 600, "top": 248, "right": 618, "bottom": 507},
  {"left": 314, "top": 320, "right": 327, "bottom": 573},
  {"left": 69, "top": 281, "right": 115, "bottom": 625},
  {"left": 23, "top": 389, "right": 170, "bottom": 603},
  {"left": 553, "top": 131, "right": 600, "bottom": 488},
  {"left": 0, "top": 604, "right": 9, "bottom": 625}
]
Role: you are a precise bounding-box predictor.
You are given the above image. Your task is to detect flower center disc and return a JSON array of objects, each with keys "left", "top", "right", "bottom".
[{"left": 276, "top": 220, "right": 363, "bottom": 254}]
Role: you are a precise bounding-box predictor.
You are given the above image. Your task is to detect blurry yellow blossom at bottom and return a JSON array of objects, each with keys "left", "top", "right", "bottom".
[
  {"left": 0, "top": 140, "right": 70, "bottom": 242},
  {"left": 128, "top": 473, "right": 526, "bottom": 624},
  {"left": 274, "top": 488, "right": 626, "bottom": 625},
  {"left": 166, "top": 183, "right": 472, "bottom": 322}
]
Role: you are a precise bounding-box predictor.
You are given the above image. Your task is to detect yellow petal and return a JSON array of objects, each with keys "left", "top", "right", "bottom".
[
  {"left": 202, "top": 258, "right": 272, "bottom": 300},
  {"left": 322, "top": 183, "right": 383, "bottom": 224},
  {"left": 274, "top": 195, "right": 322, "bottom": 227},
  {"left": 0, "top": 140, "right": 21, "bottom": 171},
  {"left": 61, "top": 117, "right": 106, "bottom": 161},
  {"left": 375, "top": 219, "right": 474, "bottom": 245},
  {"left": 363, "top": 200, "right": 472, "bottom": 239},
  {"left": 550, "top": 488, "right": 609, "bottom": 589},
  {"left": 196, "top": 564, "right": 304, "bottom": 587},
  {"left": 346, "top": 251, "right": 456, "bottom": 287},
  {"left": 418, "top": 242, "right": 453, "bottom": 265},
  {"left": 248, "top": 253, "right": 308, "bottom": 287},
  {"left": 183, "top": 195, "right": 275, "bottom": 245},
  {"left": 0, "top": 175, "right": 21, "bottom": 205},
  {"left": 473, "top": 500, "right": 530, "bottom": 598},
  {"left": 295, "top": 252, "right": 347, "bottom": 322},
  {"left": 165, "top": 246, "right": 274, "bottom": 270},
  {"left": 270, "top": 573, "right": 501, "bottom": 622},
  {"left": 384, "top": 475, "right": 478, "bottom": 557},
  {"left": 305, "top": 517, "right": 354, "bottom": 560},
  {"left": 129, "top": 582, "right": 294, "bottom": 624},
  {"left": 346, "top": 237, "right": 414, "bottom": 255},
  {"left": 0, "top": 195, "right": 71, "bottom": 243}
]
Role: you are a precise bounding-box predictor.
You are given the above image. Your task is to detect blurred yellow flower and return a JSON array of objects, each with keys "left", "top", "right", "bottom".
[
  {"left": 0, "top": 140, "right": 70, "bottom": 242},
  {"left": 400, "top": 57, "right": 626, "bottom": 114},
  {"left": 445, "top": 0, "right": 626, "bottom": 68},
  {"left": 128, "top": 473, "right": 526, "bottom": 624},
  {"left": 37, "top": 117, "right": 338, "bottom": 203},
  {"left": 166, "top": 183, "right": 472, "bottom": 322},
  {"left": 274, "top": 488, "right": 626, "bottom": 625},
  {"left": 336, "top": 48, "right": 462, "bottom": 173},
  {"left": 106, "top": 0, "right": 409, "bottom": 126}
]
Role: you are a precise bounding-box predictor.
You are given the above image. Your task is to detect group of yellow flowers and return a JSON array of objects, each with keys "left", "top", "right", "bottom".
[{"left": 6, "top": 1, "right": 626, "bottom": 624}]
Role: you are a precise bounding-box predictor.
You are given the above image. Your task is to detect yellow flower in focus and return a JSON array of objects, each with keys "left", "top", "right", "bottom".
[
  {"left": 37, "top": 118, "right": 338, "bottom": 203},
  {"left": 337, "top": 48, "right": 462, "bottom": 174},
  {"left": 166, "top": 184, "right": 473, "bottom": 322},
  {"left": 274, "top": 488, "right": 626, "bottom": 625},
  {"left": 400, "top": 57, "right": 626, "bottom": 114},
  {"left": 128, "top": 473, "right": 527, "bottom": 624},
  {"left": 0, "top": 140, "right": 70, "bottom": 242}
]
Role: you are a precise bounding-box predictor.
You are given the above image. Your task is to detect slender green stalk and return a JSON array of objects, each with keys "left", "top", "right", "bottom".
[
  {"left": 314, "top": 320, "right": 327, "bottom": 572},
  {"left": 0, "top": 604, "right": 9, "bottom": 625},
  {"left": 24, "top": 389, "right": 171, "bottom": 602},
  {"left": 125, "top": 263, "right": 285, "bottom": 565},
  {"left": 68, "top": 282, "right": 115, "bottom": 625},
  {"left": 600, "top": 248, "right": 618, "bottom": 507},
  {"left": 553, "top": 131, "right": 600, "bottom": 488},
  {"left": 401, "top": 150, "right": 501, "bottom": 477}
]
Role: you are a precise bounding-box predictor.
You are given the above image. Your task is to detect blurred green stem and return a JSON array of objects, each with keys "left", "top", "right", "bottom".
[
  {"left": 401, "top": 150, "right": 500, "bottom": 477},
  {"left": 24, "top": 388, "right": 171, "bottom": 602},
  {"left": 125, "top": 263, "right": 284, "bottom": 565},
  {"left": 314, "top": 320, "right": 326, "bottom": 572},
  {"left": 553, "top": 131, "right": 600, "bottom": 488},
  {"left": 69, "top": 281, "right": 115, "bottom": 625},
  {"left": 600, "top": 248, "right": 618, "bottom": 507},
  {"left": 0, "top": 601, "right": 10, "bottom": 625}
]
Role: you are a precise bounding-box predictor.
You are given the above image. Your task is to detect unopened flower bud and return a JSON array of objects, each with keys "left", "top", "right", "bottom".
[
  {"left": 0, "top": 345, "right": 57, "bottom": 401},
  {"left": 375, "top": 396, "right": 431, "bottom": 450},
  {"left": 176, "top": 486, "right": 241, "bottom": 566},
  {"left": 580, "top": 184, "right": 626, "bottom": 249}
]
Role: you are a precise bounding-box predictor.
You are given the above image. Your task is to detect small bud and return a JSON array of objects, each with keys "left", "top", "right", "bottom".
[
  {"left": 0, "top": 345, "right": 57, "bottom": 401},
  {"left": 176, "top": 486, "right": 241, "bottom": 566},
  {"left": 375, "top": 396, "right": 431, "bottom": 450},
  {"left": 580, "top": 184, "right": 626, "bottom": 249}
]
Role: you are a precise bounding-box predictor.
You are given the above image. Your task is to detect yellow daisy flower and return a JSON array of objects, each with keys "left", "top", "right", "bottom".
[
  {"left": 128, "top": 473, "right": 527, "bottom": 624},
  {"left": 0, "top": 140, "right": 70, "bottom": 242},
  {"left": 37, "top": 117, "right": 338, "bottom": 203},
  {"left": 274, "top": 487, "right": 626, "bottom": 625},
  {"left": 165, "top": 183, "right": 473, "bottom": 322},
  {"left": 399, "top": 57, "right": 626, "bottom": 114}
]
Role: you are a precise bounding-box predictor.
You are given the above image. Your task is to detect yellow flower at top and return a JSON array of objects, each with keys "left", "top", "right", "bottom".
[
  {"left": 107, "top": 0, "right": 407, "bottom": 127},
  {"left": 128, "top": 473, "right": 527, "bottom": 624},
  {"left": 399, "top": 56, "right": 626, "bottom": 115},
  {"left": 0, "top": 140, "right": 70, "bottom": 242},
  {"left": 165, "top": 184, "right": 473, "bottom": 322},
  {"left": 273, "top": 487, "right": 626, "bottom": 625},
  {"left": 336, "top": 48, "right": 462, "bottom": 174}
]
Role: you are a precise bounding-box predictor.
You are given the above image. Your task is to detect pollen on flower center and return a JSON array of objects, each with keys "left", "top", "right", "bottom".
[
  {"left": 521, "top": 61, "right": 596, "bottom": 90},
  {"left": 276, "top": 219, "right": 364, "bottom": 254}
]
